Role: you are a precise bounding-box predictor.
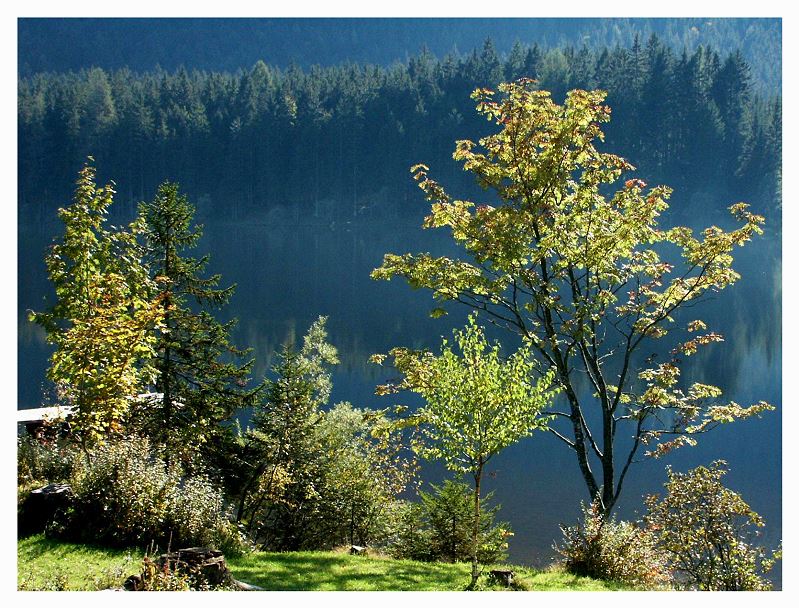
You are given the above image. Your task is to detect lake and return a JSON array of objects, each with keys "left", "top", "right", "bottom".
[{"left": 18, "top": 198, "right": 781, "bottom": 582}]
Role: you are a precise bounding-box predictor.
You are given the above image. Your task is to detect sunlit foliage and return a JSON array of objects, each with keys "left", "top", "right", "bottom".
[
  {"left": 644, "top": 461, "right": 780, "bottom": 590},
  {"left": 30, "top": 161, "right": 163, "bottom": 446},
  {"left": 373, "top": 79, "right": 773, "bottom": 514},
  {"left": 376, "top": 315, "right": 556, "bottom": 587}
]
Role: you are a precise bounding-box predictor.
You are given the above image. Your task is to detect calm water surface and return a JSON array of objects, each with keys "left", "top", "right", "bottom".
[{"left": 18, "top": 203, "right": 781, "bottom": 581}]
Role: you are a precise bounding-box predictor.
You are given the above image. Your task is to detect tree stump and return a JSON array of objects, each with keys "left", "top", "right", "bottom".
[
  {"left": 126, "top": 547, "right": 264, "bottom": 591},
  {"left": 489, "top": 569, "right": 514, "bottom": 587},
  {"left": 123, "top": 574, "right": 143, "bottom": 591},
  {"left": 134, "top": 547, "right": 234, "bottom": 590},
  {"left": 162, "top": 547, "right": 233, "bottom": 587}
]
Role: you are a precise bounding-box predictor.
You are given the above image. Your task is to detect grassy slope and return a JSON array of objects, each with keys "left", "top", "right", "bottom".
[
  {"left": 18, "top": 534, "right": 146, "bottom": 591},
  {"left": 17, "top": 534, "right": 623, "bottom": 591}
]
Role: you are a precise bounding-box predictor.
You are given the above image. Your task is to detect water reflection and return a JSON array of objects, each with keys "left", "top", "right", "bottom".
[{"left": 18, "top": 209, "right": 781, "bottom": 583}]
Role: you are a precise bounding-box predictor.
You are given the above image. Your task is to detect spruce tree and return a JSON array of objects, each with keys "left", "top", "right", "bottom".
[
  {"left": 712, "top": 50, "right": 754, "bottom": 176},
  {"left": 137, "top": 182, "right": 256, "bottom": 464},
  {"left": 505, "top": 41, "right": 527, "bottom": 81},
  {"left": 236, "top": 317, "right": 339, "bottom": 546},
  {"left": 524, "top": 43, "right": 543, "bottom": 80}
]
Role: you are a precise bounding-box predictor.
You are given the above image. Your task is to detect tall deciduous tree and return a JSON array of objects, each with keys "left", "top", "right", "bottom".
[
  {"left": 376, "top": 315, "right": 556, "bottom": 588},
  {"left": 372, "top": 79, "right": 773, "bottom": 517},
  {"left": 137, "top": 182, "right": 256, "bottom": 463},
  {"left": 30, "top": 160, "right": 163, "bottom": 447}
]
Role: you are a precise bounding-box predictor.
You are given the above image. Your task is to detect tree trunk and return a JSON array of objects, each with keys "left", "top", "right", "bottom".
[
  {"left": 161, "top": 236, "right": 173, "bottom": 467},
  {"left": 469, "top": 459, "right": 484, "bottom": 589},
  {"left": 350, "top": 501, "right": 355, "bottom": 548}
]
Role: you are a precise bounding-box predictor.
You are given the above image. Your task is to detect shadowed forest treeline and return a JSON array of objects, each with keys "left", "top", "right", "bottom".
[
  {"left": 19, "top": 35, "right": 781, "bottom": 225},
  {"left": 18, "top": 18, "right": 781, "bottom": 91}
]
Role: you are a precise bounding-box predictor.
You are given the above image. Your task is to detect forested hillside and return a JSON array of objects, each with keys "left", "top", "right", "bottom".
[
  {"left": 19, "top": 18, "right": 781, "bottom": 92},
  {"left": 18, "top": 35, "right": 781, "bottom": 225}
]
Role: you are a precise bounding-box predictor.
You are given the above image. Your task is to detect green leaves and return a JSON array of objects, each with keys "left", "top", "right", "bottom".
[
  {"left": 30, "top": 161, "right": 164, "bottom": 446},
  {"left": 241, "top": 320, "right": 415, "bottom": 550},
  {"left": 380, "top": 313, "right": 557, "bottom": 586},
  {"left": 644, "top": 462, "right": 779, "bottom": 590},
  {"left": 371, "top": 78, "right": 773, "bottom": 511},
  {"left": 372, "top": 253, "right": 492, "bottom": 301},
  {"left": 385, "top": 314, "right": 558, "bottom": 475},
  {"left": 375, "top": 80, "right": 767, "bottom": 356}
]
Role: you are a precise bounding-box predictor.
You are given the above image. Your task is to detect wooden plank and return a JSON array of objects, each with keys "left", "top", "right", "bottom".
[{"left": 16, "top": 406, "right": 74, "bottom": 423}]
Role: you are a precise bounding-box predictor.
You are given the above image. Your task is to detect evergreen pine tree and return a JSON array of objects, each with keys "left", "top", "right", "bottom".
[
  {"left": 770, "top": 97, "right": 782, "bottom": 205},
  {"left": 712, "top": 50, "right": 754, "bottom": 176},
  {"left": 476, "top": 38, "right": 504, "bottom": 87},
  {"left": 505, "top": 40, "right": 527, "bottom": 81},
  {"left": 136, "top": 181, "right": 257, "bottom": 464},
  {"left": 236, "top": 317, "right": 339, "bottom": 547},
  {"left": 523, "top": 43, "right": 543, "bottom": 80},
  {"left": 640, "top": 34, "right": 674, "bottom": 168}
]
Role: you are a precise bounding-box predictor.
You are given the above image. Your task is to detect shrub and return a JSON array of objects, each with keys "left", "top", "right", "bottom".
[
  {"left": 555, "top": 502, "right": 669, "bottom": 589},
  {"left": 18, "top": 434, "right": 81, "bottom": 534},
  {"left": 386, "top": 500, "right": 435, "bottom": 562},
  {"left": 388, "top": 480, "right": 511, "bottom": 564},
  {"left": 136, "top": 556, "right": 193, "bottom": 591},
  {"left": 50, "top": 436, "right": 247, "bottom": 555},
  {"left": 17, "top": 434, "right": 79, "bottom": 486},
  {"left": 242, "top": 400, "right": 416, "bottom": 551},
  {"left": 644, "top": 461, "right": 780, "bottom": 590},
  {"left": 423, "top": 480, "right": 510, "bottom": 564},
  {"left": 166, "top": 475, "right": 248, "bottom": 555},
  {"left": 312, "top": 402, "right": 417, "bottom": 548}
]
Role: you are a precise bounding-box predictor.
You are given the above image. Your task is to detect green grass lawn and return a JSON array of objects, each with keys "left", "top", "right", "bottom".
[
  {"left": 17, "top": 534, "right": 623, "bottom": 591},
  {"left": 226, "top": 550, "right": 624, "bottom": 591},
  {"left": 17, "top": 534, "right": 146, "bottom": 591}
]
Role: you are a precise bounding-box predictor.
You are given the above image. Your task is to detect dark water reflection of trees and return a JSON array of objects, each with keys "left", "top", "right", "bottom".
[{"left": 18, "top": 207, "right": 781, "bottom": 583}]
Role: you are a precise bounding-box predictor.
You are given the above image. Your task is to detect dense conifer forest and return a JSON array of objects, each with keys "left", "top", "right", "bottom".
[
  {"left": 18, "top": 34, "right": 781, "bottom": 225},
  {"left": 19, "top": 18, "right": 781, "bottom": 91}
]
